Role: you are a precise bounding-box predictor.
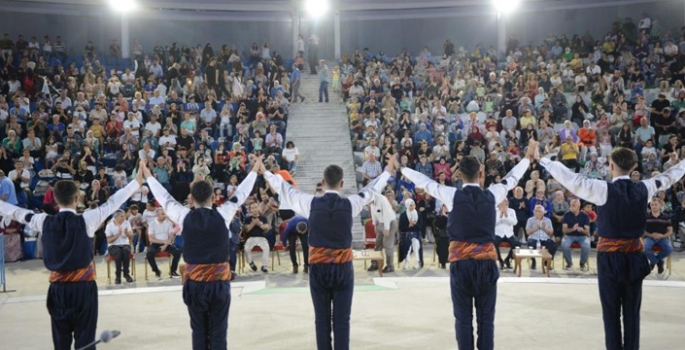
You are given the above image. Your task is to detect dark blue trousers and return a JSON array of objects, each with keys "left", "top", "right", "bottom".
[
  {"left": 597, "top": 252, "right": 651, "bottom": 350},
  {"left": 183, "top": 280, "right": 231, "bottom": 350},
  {"left": 450, "top": 259, "right": 499, "bottom": 350},
  {"left": 47, "top": 281, "right": 98, "bottom": 350},
  {"left": 309, "top": 262, "right": 354, "bottom": 350}
]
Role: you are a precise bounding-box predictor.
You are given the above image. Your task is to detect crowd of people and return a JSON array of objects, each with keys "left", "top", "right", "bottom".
[
  {"left": 0, "top": 33, "right": 308, "bottom": 281},
  {"left": 347, "top": 14, "right": 683, "bottom": 274},
  {"left": 0, "top": 13, "right": 684, "bottom": 280}
]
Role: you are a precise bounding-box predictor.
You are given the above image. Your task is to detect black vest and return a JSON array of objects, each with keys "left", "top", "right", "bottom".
[
  {"left": 447, "top": 186, "right": 496, "bottom": 244},
  {"left": 41, "top": 211, "right": 93, "bottom": 271},
  {"left": 182, "top": 208, "right": 230, "bottom": 264},
  {"left": 596, "top": 180, "right": 649, "bottom": 239},
  {"left": 308, "top": 193, "right": 353, "bottom": 249}
]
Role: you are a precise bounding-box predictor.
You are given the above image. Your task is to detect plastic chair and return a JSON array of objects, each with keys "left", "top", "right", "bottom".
[
  {"left": 363, "top": 220, "right": 377, "bottom": 269},
  {"left": 143, "top": 236, "right": 173, "bottom": 280},
  {"left": 106, "top": 252, "right": 137, "bottom": 284},
  {"left": 652, "top": 245, "right": 672, "bottom": 275}
]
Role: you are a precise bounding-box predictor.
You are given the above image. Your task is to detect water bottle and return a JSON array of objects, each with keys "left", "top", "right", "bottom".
[{"left": 536, "top": 240, "right": 541, "bottom": 250}]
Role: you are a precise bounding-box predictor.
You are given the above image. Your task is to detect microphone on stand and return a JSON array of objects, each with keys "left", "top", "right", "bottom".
[{"left": 75, "top": 330, "right": 121, "bottom": 350}]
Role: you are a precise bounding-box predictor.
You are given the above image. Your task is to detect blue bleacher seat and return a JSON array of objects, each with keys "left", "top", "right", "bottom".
[{"left": 283, "top": 59, "right": 295, "bottom": 72}]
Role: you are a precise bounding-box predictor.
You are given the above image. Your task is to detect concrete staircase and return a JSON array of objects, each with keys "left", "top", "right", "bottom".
[{"left": 285, "top": 61, "right": 366, "bottom": 243}]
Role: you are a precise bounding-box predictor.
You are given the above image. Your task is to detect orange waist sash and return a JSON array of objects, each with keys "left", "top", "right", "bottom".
[
  {"left": 49, "top": 262, "right": 97, "bottom": 283},
  {"left": 448, "top": 241, "right": 498, "bottom": 263},
  {"left": 597, "top": 238, "right": 644, "bottom": 253},
  {"left": 309, "top": 246, "right": 353, "bottom": 264},
  {"left": 184, "top": 263, "right": 231, "bottom": 282}
]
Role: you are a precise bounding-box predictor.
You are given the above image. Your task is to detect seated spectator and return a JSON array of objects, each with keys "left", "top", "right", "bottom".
[
  {"left": 644, "top": 198, "right": 673, "bottom": 274},
  {"left": 524, "top": 170, "right": 546, "bottom": 199},
  {"left": 525, "top": 205, "right": 557, "bottom": 270},
  {"left": 243, "top": 202, "right": 271, "bottom": 273},
  {"left": 146, "top": 208, "right": 182, "bottom": 280},
  {"left": 360, "top": 152, "right": 382, "bottom": 186},
  {"left": 559, "top": 135, "right": 581, "bottom": 172},
  {"left": 105, "top": 209, "right": 134, "bottom": 284},
  {"left": 281, "top": 141, "right": 299, "bottom": 175},
  {"left": 495, "top": 198, "right": 520, "bottom": 269},
  {"left": 7, "top": 160, "right": 30, "bottom": 206},
  {"left": 265, "top": 125, "right": 283, "bottom": 155},
  {"left": 561, "top": 199, "right": 591, "bottom": 270}
]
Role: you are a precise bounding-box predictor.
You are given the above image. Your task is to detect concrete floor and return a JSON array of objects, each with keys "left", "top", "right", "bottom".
[
  {"left": 1, "top": 247, "right": 684, "bottom": 349},
  {"left": 1, "top": 279, "right": 684, "bottom": 350}
]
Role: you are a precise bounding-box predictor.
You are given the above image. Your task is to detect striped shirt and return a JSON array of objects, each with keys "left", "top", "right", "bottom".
[{"left": 645, "top": 212, "right": 671, "bottom": 234}]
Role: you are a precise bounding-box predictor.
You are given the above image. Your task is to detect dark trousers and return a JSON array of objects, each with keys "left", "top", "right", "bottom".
[
  {"left": 47, "top": 281, "right": 98, "bottom": 350},
  {"left": 309, "top": 46, "right": 318, "bottom": 74},
  {"left": 288, "top": 232, "right": 309, "bottom": 267},
  {"left": 527, "top": 238, "right": 557, "bottom": 265},
  {"left": 450, "top": 259, "right": 499, "bottom": 350},
  {"left": 597, "top": 252, "right": 651, "bottom": 350},
  {"left": 494, "top": 235, "right": 521, "bottom": 264},
  {"left": 108, "top": 245, "right": 131, "bottom": 279},
  {"left": 435, "top": 234, "right": 449, "bottom": 265},
  {"left": 183, "top": 280, "right": 231, "bottom": 350},
  {"left": 146, "top": 243, "right": 182, "bottom": 275},
  {"left": 309, "top": 262, "right": 354, "bottom": 350}
]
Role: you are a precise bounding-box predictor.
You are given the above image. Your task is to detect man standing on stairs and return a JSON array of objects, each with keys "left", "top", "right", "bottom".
[
  {"left": 318, "top": 60, "right": 330, "bottom": 103},
  {"left": 291, "top": 64, "right": 305, "bottom": 103},
  {"left": 260, "top": 156, "right": 396, "bottom": 350},
  {"left": 308, "top": 31, "right": 319, "bottom": 74}
]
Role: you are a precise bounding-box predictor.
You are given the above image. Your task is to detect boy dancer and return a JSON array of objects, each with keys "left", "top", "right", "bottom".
[
  {"left": 0, "top": 173, "right": 142, "bottom": 349},
  {"left": 538, "top": 148, "right": 685, "bottom": 349},
  {"left": 140, "top": 159, "right": 258, "bottom": 350},
  {"left": 261, "top": 158, "right": 394, "bottom": 350},
  {"left": 400, "top": 142, "right": 537, "bottom": 350}
]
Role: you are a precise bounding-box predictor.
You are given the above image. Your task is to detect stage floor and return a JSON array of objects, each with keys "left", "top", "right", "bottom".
[{"left": 1, "top": 278, "right": 684, "bottom": 350}]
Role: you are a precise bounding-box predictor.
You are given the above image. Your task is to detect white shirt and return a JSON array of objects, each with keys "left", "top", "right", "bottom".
[
  {"left": 145, "top": 171, "right": 257, "bottom": 236},
  {"left": 495, "top": 208, "right": 518, "bottom": 238},
  {"left": 370, "top": 192, "right": 396, "bottom": 229},
  {"left": 587, "top": 65, "right": 601, "bottom": 76},
  {"left": 138, "top": 149, "right": 155, "bottom": 162},
  {"left": 8, "top": 169, "right": 30, "bottom": 188},
  {"left": 539, "top": 157, "right": 685, "bottom": 206},
  {"left": 297, "top": 38, "right": 305, "bottom": 52},
  {"left": 0, "top": 181, "right": 140, "bottom": 238},
  {"left": 309, "top": 34, "right": 320, "bottom": 46},
  {"left": 401, "top": 158, "right": 530, "bottom": 212},
  {"left": 159, "top": 135, "right": 177, "bottom": 150},
  {"left": 148, "top": 218, "right": 174, "bottom": 241},
  {"left": 263, "top": 170, "right": 391, "bottom": 218},
  {"left": 282, "top": 147, "right": 299, "bottom": 162},
  {"left": 142, "top": 208, "right": 157, "bottom": 225},
  {"left": 145, "top": 121, "right": 162, "bottom": 136},
  {"left": 106, "top": 220, "right": 132, "bottom": 246}
]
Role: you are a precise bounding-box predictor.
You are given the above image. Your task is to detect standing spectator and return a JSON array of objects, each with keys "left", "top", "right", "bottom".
[
  {"left": 318, "top": 60, "right": 329, "bottom": 103},
  {"left": 308, "top": 31, "right": 320, "bottom": 74},
  {"left": 109, "top": 39, "right": 121, "bottom": 66},
  {"left": 0, "top": 170, "right": 18, "bottom": 205},
  {"left": 290, "top": 64, "right": 305, "bottom": 103}
]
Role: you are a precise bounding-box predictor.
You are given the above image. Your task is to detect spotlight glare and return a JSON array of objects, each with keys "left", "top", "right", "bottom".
[
  {"left": 305, "top": 0, "right": 329, "bottom": 18},
  {"left": 493, "top": 0, "right": 520, "bottom": 15},
  {"left": 108, "top": 0, "right": 137, "bottom": 13}
]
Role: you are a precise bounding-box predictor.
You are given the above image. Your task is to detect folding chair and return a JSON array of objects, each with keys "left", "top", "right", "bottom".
[{"left": 106, "top": 251, "right": 137, "bottom": 284}]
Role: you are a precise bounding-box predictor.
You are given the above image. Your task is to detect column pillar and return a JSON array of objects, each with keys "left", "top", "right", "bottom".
[
  {"left": 497, "top": 13, "right": 506, "bottom": 58},
  {"left": 334, "top": 8, "right": 341, "bottom": 60},
  {"left": 121, "top": 15, "right": 130, "bottom": 59},
  {"left": 293, "top": 10, "right": 300, "bottom": 59}
]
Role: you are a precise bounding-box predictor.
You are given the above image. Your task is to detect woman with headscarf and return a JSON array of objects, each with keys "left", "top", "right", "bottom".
[{"left": 399, "top": 198, "right": 424, "bottom": 269}]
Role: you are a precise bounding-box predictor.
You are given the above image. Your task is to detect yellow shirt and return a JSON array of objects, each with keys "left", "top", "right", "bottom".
[
  {"left": 520, "top": 116, "right": 536, "bottom": 129},
  {"left": 560, "top": 143, "right": 579, "bottom": 160}
]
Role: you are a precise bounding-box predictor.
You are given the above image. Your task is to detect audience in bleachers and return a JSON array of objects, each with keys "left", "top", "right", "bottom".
[{"left": 341, "top": 14, "right": 685, "bottom": 271}]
